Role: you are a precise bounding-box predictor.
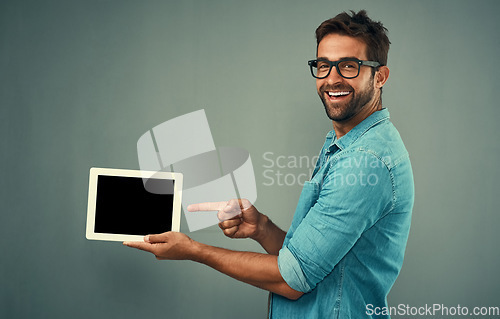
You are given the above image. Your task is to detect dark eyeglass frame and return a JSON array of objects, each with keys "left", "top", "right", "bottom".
[{"left": 308, "top": 58, "right": 381, "bottom": 79}]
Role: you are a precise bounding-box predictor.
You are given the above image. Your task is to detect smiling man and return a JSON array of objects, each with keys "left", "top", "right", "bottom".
[{"left": 125, "top": 10, "right": 414, "bottom": 318}]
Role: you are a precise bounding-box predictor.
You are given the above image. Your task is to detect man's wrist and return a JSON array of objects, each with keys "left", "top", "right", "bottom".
[
  {"left": 188, "top": 239, "right": 205, "bottom": 263},
  {"left": 250, "top": 213, "right": 270, "bottom": 243}
]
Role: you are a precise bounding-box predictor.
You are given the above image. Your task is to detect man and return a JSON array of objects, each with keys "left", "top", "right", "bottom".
[{"left": 125, "top": 10, "right": 414, "bottom": 318}]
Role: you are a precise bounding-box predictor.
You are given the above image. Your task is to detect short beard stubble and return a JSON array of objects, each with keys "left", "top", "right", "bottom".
[{"left": 319, "top": 75, "right": 376, "bottom": 122}]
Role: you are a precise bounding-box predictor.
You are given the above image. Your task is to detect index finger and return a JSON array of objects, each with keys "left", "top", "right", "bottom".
[{"left": 187, "top": 201, "right": 228, "bottom": 212}]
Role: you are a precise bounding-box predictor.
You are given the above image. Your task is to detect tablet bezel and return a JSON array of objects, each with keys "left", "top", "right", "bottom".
[{"left": 86, "top": 167, "right": 183, "bottom": 242}]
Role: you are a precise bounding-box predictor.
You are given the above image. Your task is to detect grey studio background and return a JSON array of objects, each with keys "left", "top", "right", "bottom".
[{"left": 1, "top": 0, "right": 499, "bottom": 318}]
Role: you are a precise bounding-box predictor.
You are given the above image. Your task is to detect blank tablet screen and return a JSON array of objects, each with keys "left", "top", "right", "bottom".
[{"left": 94, "top": 175, "right": 174, "bottom": 236}]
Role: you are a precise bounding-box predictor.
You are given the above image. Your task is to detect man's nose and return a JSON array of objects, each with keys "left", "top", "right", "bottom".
[{"left": 324, "top": 66, "right": 344, "bottom": 83}]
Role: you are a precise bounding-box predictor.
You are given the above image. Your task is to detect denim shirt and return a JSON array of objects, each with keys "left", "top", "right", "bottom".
[{"left": 270, "top": 108, "right": 414, "bottom": 318}]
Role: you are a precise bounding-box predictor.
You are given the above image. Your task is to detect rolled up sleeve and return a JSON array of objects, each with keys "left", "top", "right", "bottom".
[{"left": 278, "top": 245, "right": 312, "bottom": 293}]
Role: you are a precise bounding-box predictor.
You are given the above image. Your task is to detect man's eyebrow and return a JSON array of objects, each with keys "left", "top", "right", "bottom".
[{"left": 317, "top": 56, "right": 360, "bottom": 61}]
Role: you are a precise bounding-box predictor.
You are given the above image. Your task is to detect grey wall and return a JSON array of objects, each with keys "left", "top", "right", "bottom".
[{"left": 1, "top": 0, "right": 499, "bottom": 318}]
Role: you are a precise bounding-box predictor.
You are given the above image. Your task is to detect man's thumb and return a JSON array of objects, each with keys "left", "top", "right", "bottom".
[{"left": 145, "top": 233, "right": 168, "bottom": 243}]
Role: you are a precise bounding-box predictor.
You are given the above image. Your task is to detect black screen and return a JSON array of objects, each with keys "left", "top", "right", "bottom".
[{"left": 94, "top": 175, "right": 175, "bottom": 235}]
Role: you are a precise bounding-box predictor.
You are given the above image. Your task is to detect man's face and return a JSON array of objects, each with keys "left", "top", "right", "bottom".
[{"left": 316, "top": 33, "right": 377, "bottom": 122}]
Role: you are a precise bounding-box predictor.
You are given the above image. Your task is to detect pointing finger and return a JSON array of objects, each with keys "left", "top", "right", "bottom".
[
  {"left": 218, "top": 201, "right": 242, "bottom": 221},
  {"left": 187, "top": 201, "right": 228, "bottom": 212}
]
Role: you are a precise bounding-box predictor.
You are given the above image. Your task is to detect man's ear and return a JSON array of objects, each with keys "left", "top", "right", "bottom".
[{"left": 375, "top": 66, "right": 390, "bottom": 89}]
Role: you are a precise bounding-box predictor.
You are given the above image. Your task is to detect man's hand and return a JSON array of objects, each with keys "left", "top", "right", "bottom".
[
  {"left": 123, "top": 206, "right": 302, "bottom": 300},
  {"left": 187, "top": 199, "right": 263, "bottom": 240},
  {"left": 123, "top": 232, "right": 196, "bottom": 260}
]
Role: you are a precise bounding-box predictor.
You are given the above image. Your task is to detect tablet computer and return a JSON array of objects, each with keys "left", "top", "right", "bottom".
[{"left": 86, "top": 167, "right": 183, "bottom": 242}]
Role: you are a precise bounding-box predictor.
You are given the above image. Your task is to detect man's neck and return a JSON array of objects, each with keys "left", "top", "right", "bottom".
[{"left": 332, "top": 99, "right": 382, "bottom": 139}]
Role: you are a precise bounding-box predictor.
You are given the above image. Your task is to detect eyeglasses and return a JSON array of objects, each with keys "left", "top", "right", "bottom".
[{"left": 308, "top": 58, "right": 381, "bottom": 79}]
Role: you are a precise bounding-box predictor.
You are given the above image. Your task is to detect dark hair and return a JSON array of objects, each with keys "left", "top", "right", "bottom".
[{"left": 315, "top": 10, "right": 390, "bottom": 67}]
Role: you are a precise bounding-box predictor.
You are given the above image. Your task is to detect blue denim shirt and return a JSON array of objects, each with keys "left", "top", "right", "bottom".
[{"left": 270, "top": 109, "right": 414, "bottom": 318}]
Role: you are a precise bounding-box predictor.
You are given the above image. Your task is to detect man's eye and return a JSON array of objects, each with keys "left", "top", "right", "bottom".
[
  {"left": 318, "top": 63, "right": 330, "bottom": 69},
  {"left": 340, "top": 61, "right": 357, "bottom": 69}
]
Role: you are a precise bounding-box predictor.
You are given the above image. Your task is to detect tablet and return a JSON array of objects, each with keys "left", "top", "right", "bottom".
[{"left": 86, "top": 167, "right": 183, "bottom": 242}]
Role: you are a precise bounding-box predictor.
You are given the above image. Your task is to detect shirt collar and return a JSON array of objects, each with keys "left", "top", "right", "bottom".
[{"left": 326, "top": 108, "right": 390, "bottom": 153}]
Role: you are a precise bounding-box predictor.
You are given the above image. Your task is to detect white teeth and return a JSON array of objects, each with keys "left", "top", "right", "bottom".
[{"left": 328, "top": 91, "right": 350, "bottom": 97}]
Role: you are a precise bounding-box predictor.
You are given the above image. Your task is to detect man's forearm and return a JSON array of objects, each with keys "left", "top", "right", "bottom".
[
  {"left": 190, "top": 241, "right": 302, "bottom": 300},
  {"left": 252, "top": 214, "right": 287, "bottom": 255},
  {"left": 123, "top": 225, "right": 300, "bottom": 299}
]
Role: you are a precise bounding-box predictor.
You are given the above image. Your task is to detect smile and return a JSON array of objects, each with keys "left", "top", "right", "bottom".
[{"left": 327, "top": 91, "right": 351, "bottom": 97}]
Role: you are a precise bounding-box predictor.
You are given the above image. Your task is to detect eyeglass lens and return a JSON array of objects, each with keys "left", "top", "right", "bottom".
[{"left": 313, "top": 60, "right": 360, "bottom": 79}]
